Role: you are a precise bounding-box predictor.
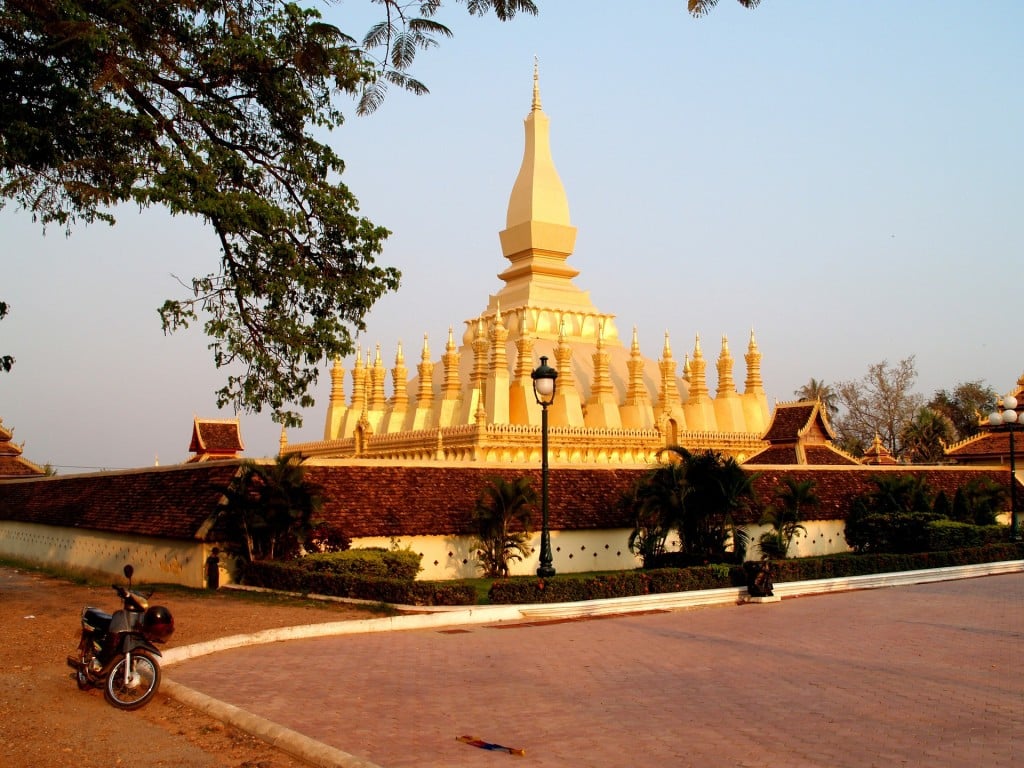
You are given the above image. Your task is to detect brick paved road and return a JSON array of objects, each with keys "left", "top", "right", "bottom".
[{"left": 169, "top": 574, "right": 1023, "bottom": 768}]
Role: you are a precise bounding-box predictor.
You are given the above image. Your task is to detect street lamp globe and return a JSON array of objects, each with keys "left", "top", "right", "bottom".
[
  {"left": 987, "top": 394, "right": 1021, "bottom": 541},
  {"left": 531, "top": 356, "right": 558, "bottom": 406}
]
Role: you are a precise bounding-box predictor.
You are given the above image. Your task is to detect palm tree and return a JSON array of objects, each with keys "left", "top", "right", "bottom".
[
  {"left": 215, "top": 455, "right": 324, "bottom": 561},
  {"left": 661, "top": 447, "right": 755, "bottom": 561},
  {"left": 759, "top": 477, "right": 818, "bottom": 559},
  {"left": 900, "top": 407, "right": 956, "bottom": 464},
  {"left": 794, "top": 377, "right": 839, "bottom": 422},
  {"left": 471, "top": 476, "right": 536, "bottom": 578},
  {"left": 627, "top": 456, "right": 688, "bottom": 566},
  {"left": 952, "top": 477, "right": 1006, "bottom": 526},
  {"left": 689, "top": 0, "right": 761, "bottom": 17}
]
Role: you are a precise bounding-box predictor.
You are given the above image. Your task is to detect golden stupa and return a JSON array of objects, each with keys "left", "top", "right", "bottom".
[{"left": 283, "top": 66, "right": 771, "bottom": 465}]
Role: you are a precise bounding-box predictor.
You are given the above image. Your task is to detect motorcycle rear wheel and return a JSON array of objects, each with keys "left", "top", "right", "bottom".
[{"left": 104, "top": 650, "right": 161, "bottom": 710}]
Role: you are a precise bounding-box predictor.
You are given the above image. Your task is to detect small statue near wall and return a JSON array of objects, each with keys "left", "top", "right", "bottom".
[
  {"left": 205, "top": 547, "right": 221, "bottom": 590},
  {"left": 744, "top": 560, "right": 774, "bottom": 598}
]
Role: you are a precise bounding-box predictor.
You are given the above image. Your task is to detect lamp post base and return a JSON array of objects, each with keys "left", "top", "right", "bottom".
[{"left": 537, "top": 565, "right": 556, "bottom": 578}]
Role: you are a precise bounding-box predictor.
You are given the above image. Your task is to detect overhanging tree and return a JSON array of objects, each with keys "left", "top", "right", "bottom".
[
  {"left": 0, "top": 0, "right": 536, "bottom": 420},
  {"left": 688, "top": 0, "right": 761, "bottom": 17}
]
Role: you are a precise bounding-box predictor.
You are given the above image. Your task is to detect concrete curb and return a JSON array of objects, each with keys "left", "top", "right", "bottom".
[
  {"left": 161, "top": 679, "right": 384, "bottom": 768},
  {"left": 161, "top": 560, "right": 1024, "bottom": 768}
]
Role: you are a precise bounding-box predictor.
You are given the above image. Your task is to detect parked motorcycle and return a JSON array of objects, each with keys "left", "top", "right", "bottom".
[{"left": 66, "top": 565, "right": 175, "bottom": 710}]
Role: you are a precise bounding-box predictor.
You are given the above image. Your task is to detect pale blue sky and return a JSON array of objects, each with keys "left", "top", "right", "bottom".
[{"left": 2, "top": 1, "right": 1022, "bottom": 471}]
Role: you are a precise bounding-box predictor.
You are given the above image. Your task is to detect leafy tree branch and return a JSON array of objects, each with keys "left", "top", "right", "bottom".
[{"left": 0, "top": 1, "right": 536, "bottom": 424}]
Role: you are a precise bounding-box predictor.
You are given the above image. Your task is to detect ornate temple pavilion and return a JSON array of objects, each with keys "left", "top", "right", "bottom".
[{"left": 283, "top": 69, "right": 772, "bottom": 466}]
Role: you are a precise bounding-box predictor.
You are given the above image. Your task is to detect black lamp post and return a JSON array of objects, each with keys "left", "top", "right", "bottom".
[
  {"left": 988, "top": 394, "right": 1022, "bottom": 541},
  {"left": 531, "top": 355, "right": 558, "bottom": 578}
]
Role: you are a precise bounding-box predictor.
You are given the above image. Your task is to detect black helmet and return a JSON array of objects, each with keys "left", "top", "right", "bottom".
[{"left": 142, "top": 605, "right": 175, "bottom": 642}]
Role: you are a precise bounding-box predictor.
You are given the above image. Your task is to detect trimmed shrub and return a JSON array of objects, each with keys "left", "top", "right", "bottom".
[
  {"left": 924, "top": 521, "right": 1004, "bottom": 552},
  {"left": 240, "top": 560, "right": 474, "bottom": 606},
  {"left": 299, "top": 548, "right": 422, "bottom": 581},
  {"left": 487, "top": 565, "right": 745, "bottom": 605}
]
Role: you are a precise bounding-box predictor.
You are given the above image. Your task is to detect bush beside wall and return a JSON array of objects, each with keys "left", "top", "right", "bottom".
[
  {"left": 241, "top": 560, "right": 476, "bottom": 606},
  {"left": 300, "top": 548, "right": 422, "bottom": 581}
]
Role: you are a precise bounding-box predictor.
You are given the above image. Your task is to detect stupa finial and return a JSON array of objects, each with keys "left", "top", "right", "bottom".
[{"left": 532, "top": 55, "right": 541, "bottom": 111}]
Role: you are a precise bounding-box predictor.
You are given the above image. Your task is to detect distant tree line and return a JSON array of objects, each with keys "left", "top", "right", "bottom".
[{"left": 794, "top": 357, "right": 1000, "bottom": 463}]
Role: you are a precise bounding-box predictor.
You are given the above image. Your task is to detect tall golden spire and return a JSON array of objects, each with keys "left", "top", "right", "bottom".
[
  {"left": 744, "top": 328, "right": 764, "bottom": 393},
  {"left": 390, "top": 341, "right": 408, "bottom": 414},
  {"left": 659, "top": 330, "right": 681, "bottom": 413},
  {"left": 504, "top": 60, "right": 570, "bottom": 229},
  {"left": 442, "top": 326, "right": 461, "bottom": 401},
  {"left": 416, "top": 334, "right": 433, "bottom": 404},
  {"left": 689, "top": 334, "right": 709, "bottom": 400},
  {"left": 368, "top": 345, "right": 387, "bottom": 411},
  {"left": 716, "top": 335, "right": 736, "bottom": 397}
]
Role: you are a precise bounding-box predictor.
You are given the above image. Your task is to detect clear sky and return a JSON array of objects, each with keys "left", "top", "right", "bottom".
[{"left": 2, "top": 1, "right": 1022, "bottom": 472}]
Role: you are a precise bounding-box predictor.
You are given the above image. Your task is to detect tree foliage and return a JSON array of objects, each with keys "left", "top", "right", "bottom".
[
  {"left": 0, "top": 301, "right": 12, "bottom": 373},
  {"left": 844, "top": 473, "right": 938, "bottom": 554},
  {"left": 758, "top": 477, "right": 816, "bottom": 559},
  {"left": 0, "top": 0, "right": 536, "bottom": 423},
  {"left": 471, "top": 475, "right": 536, "bottom": 578},
  {"left": 928, "top": 380, "right": 997, "bottom": 442},
  {"left": 845, "top": 473, "right": 1008, "bottom": 553},
  {"left": 688, "top": 0, "right": 761, "bottom": 18},
  {"left": 793, "top": 377, "right": 838, "bottom": 422},
  {"left": 628, "top": 447, "right": 755, "bottom": 565},
  {"left": 899, "top": 406, "right": 956, "bottom": 465},
  {"left": 833, "top": 356, "right": 924, "bottom": 458},
  {"left": 215, "top": 454, "right": 324, "bottom": 561}
]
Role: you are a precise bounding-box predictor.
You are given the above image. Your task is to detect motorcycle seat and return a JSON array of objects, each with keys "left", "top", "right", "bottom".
[{"left": 83, "top": 607, "right": 113, "bottom": 633}]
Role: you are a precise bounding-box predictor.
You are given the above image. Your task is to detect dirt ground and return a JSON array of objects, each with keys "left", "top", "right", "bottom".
[{"left": 0, "top": 564, "right": 383, "bottom": 768}]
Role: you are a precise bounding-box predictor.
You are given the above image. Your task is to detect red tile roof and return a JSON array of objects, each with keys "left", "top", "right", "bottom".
[
  {"left": 745, "top": 400, "right": 856, "bottom": 466},
  {"left": 762, "top": 402, "right": 820, "bottom": 442},
  {"left": 0, "top": 464, "right": 241, "bottom": 540},
  {"left": 0, "top": 419, "right": 45, "bottom": 478},
  {"left": 188, "top": 418, "right": 245, "bottom": 462},
  {"left": 1, "top": 463, "right": 1017, "bottom": 541},
  {"left": 946, "top": 430, "right": 1024, "bottom": 462}
]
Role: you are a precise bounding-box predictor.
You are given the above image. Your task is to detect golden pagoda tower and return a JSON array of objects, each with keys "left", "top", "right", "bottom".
[{"left": 288, "top": 66, "right": 771, "bottom": 465}]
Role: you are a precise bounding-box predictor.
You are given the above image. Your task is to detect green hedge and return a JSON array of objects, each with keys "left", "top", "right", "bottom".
[
  {"left": 299, "top": 548, "right": 422, "bottom": 581},
  {"left": 489, "top": 543, "right": 1024, "bottom": 605},
  {"left": 488, "top": 564, "right": 746, "bottom": 605},
  {"left": 241, "top": 543, "right": 1023, "bottom": 607},
  {"left": 923, "top": 521, "right": 1004, "bottom": 552},
  {"left": 241, "top": 560, "right": 476, "bottom": 606},
  {"left": 767, "top": 543, "right": 1022, "bottom": 583}
]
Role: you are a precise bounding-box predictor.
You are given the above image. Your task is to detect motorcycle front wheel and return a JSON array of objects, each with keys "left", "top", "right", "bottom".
[{"left": 104, "top": 650, "right": 161, "bottom": 710}]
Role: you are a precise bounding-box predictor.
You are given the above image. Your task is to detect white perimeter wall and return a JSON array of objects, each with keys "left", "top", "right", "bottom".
[
  {"left": 1, "top": 520, "right": 852, "bottom": 585},
  {"left": 0, "top": 521, "right": 216, "bottom": 589},
  {"left": 355, "top": 520, "right": 851, "bottom": 581}
]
